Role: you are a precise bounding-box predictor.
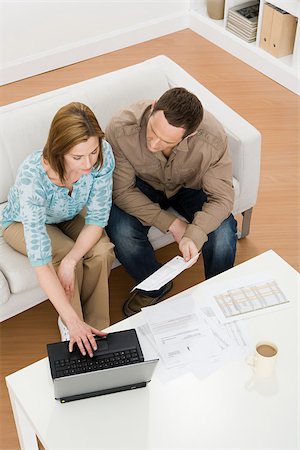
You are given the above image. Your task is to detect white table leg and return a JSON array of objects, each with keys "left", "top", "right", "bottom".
[{"left": 7, "top": 384, "right": 39, "bottom": 450}]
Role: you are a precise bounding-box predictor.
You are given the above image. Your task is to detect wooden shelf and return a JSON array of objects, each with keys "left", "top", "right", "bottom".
[{"left": 189, "top": 0, "right": 300, "bottom": 94}]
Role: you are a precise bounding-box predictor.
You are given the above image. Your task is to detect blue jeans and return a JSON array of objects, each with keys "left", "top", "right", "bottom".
[{"left": 106, "top": 178, "right": 237, "bottom": 296}]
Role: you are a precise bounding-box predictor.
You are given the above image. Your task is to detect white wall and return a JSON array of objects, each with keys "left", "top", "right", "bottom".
[{"left": 0, "top": 0, "right": 189, "bottom": 85}]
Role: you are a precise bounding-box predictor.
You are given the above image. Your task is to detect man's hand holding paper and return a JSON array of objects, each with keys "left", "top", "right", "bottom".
[
  {"left": 133, "top": 253, "right": 200, "bottom": 292},
  {"left": 169, "top": 218, "right": 199, "bottom": 264},
  {"left": 179, "top": 237, "right": 199, "bottom": 263}
]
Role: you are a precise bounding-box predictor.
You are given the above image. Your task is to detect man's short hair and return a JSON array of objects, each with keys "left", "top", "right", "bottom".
[{"left": 151, "top": 87, "right": 203, "bottom": 138}]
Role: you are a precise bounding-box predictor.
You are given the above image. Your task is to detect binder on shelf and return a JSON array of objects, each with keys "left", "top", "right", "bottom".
[
  {"left": 259, "top": 3, "right": 274, "bottom": 51},
  {"left": 259, "top": 3, "right": 297, "bottom": 58}
]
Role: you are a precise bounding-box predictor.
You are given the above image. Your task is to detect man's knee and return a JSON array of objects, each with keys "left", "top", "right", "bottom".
[
  {"left": 107, "top": 205, "right": 147, "bottom": 246},
  {"left": 208, "top": 215, "right": 237, "bottom": 254}
]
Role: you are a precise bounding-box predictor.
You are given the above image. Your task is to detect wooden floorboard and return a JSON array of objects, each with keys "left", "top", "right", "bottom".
[{"left": 0, "top": 29, "right": 299, "bottom": 450}]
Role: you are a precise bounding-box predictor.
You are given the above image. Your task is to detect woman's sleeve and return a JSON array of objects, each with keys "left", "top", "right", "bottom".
[
  {"left": 85, "top": 140, "right": 115, "bottom": 227},
  {"left": 18, "top": 173, "right": 52, "bottom": 267}
]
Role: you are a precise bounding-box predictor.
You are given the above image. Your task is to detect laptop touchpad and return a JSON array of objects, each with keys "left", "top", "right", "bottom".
[
  {"left": 70, "top": 338, "right": 109, "bottom": 358},
  {"left": 93, "top": 338, "right": 109, "bottom": 354}
]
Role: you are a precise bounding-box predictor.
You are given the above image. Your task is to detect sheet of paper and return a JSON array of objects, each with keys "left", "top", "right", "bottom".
[
  {"left": 141, "top": 293, "right": 251, "bottom": 380},
  {"left": 132, "top": 254, "right": 199, "bottom": 292},
  {"left": 210, "top": 278, "right": 289, "bottom": 324},
  {"left": 136, "top": 321, "right": 199, "bottom": 383},
  {"left": 197, "top": 303, "right": 250, "bottom": 350},
  {"left": 190, "top": 298, "right": 251, "bottom": 378},
  {"left": 136, "top": 292, "right": 250, "bottom": 382},
  {"left": 193, "top": 272, "right": 291, "bottom": 324},
  {"left": 141, "top": 294, "right": 219, "bottom": 371},
  {"left": 134, "top": 319, "right": 159, "bottom": 361}
]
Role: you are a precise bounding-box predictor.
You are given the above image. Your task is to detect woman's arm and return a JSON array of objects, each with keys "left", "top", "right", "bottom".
[
  {"left": 15, "top": 152, "right": 108, "bottom": 356},
  {"left": 57, "top": 225, "right": 103, "bottom": 299},
  {"left": 63, "top": 224, "right": 103, "bottom": 267},
  {"left": 35, "top": 262, "right": 105, "bottom": 357}
]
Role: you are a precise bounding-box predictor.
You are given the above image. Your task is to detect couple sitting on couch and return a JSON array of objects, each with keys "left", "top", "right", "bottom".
[{"left": 0, "top": 87, "right": 237, "bottom": 357}]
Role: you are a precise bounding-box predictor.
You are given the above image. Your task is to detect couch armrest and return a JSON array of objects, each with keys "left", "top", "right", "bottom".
[
  {"left": 0, "top": 270, "right": 10, "bottom": 305},
  {"left": 226, "top": 131, "right": 261, "bottom": 214}
]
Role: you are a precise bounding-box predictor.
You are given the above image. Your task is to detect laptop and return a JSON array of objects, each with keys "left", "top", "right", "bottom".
[{"left": 47, "top": 328, "right": 158, "bottom": 403}]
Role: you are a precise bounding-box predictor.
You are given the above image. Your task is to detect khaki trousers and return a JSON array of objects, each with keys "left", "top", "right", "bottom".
[{"left": 3, "top": 214, "right": 115, "bottom": 330}]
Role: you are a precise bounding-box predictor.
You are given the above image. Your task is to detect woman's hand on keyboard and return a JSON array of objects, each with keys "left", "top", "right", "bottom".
[{"left": 66, "top": 318, "right": 107, "bottom": 358}]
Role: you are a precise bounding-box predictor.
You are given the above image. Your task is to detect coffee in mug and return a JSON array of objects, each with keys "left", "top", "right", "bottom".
[
  {"left": 256, "top": 344, "right": 277, "bottom": 358},
  {"left": 246, "top": 341, "right": 278, "bottom": 377}
]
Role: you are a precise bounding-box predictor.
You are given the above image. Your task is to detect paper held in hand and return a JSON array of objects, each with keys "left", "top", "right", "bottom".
[{"left": 132, "top": 254, "right": 199, "bottom": 292}]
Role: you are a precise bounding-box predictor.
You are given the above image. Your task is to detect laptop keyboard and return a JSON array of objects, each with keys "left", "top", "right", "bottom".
[{"left": 54, "top": 348, "right": 143, "bottom": 378}]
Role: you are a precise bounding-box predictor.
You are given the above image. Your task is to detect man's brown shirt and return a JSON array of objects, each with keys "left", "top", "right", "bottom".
[{"left": 105, "top": 101, "right": 234, "bottom": 250}]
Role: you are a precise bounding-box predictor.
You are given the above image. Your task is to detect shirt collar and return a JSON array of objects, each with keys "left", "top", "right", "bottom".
[
  {"left": 139, "top": 103, "right": 152, "bottom": 128},
  {"left": 176, "top": 137, "right": 189, "bottom": 152}
]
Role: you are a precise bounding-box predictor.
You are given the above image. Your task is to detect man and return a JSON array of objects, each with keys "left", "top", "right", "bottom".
[{"left": 105, "top": 87, "right": 237, "bottom": 317}]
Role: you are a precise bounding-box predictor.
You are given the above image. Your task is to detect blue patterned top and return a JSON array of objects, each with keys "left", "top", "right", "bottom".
[{"left": 1, "top": 140, "right": 115, "bottom": 267}]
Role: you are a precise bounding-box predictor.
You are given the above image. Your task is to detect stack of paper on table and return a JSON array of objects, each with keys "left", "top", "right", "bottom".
[
  {"left": 134, "top": 258, "right": 290, "bottom": 382},
  {"left": 136, "top": 294, "right": 250, "bottom": 382}
]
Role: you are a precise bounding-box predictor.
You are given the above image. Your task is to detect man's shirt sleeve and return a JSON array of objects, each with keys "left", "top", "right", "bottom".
[{"left": 184, "top": 136, "right": 234, "bottom": 250}]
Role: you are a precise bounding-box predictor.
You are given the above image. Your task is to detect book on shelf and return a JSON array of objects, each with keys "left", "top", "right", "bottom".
[
  {"left": 226, "top": 23, "right": 256, "bottom": 42},
  {"left": 228, "top": 1, "right": 259, "bottom": 23},
  {"left": 228, "top": 15, "right": 257, "bottom": 32},
  {"left": 226, "top": 0, "right": 259, "bottom": 43},
  {"left": 228, "top": 12, "right": 258, "bottom": 29}
]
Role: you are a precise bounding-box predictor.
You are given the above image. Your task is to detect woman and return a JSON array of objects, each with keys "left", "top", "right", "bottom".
[{"left": 1, "top": 102, "right": 115, "bottom": 357}]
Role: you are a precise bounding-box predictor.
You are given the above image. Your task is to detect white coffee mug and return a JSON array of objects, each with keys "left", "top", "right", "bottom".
[{"left": 246, "top": 341, "right": 278, "bottom": 377}]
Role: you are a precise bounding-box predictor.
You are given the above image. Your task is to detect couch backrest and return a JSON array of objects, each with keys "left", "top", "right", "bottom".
[
  {"left": 0, "top": 55, "right": 260, "bottom": 216},
  {"left": 0, "top": 62, "right": 170, "bottom": 204}
]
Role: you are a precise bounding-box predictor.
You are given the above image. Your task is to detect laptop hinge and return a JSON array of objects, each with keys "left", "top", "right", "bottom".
[{"left": 58, "top": 381, "right": 147, "bottom": 403}]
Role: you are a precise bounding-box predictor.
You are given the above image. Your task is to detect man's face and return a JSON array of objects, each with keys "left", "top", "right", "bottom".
[{"left": 146, "top": 110, "right": 185, "bottom": 154}]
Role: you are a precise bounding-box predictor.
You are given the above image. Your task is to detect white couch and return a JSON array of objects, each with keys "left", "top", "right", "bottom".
[{"left": 0, "top": 55, "right": 261, "bottom": 322}]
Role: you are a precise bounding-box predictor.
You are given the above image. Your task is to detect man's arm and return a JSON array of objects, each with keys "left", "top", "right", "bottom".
[
  {"left": 105, "top": 119, "right": 176, "bottom": 232},
  {"left": 183, "top": 136, "right": 234, "bottom": 251},
  {"left": 169, "top": 219, "right": 199, "bottom": 262}
]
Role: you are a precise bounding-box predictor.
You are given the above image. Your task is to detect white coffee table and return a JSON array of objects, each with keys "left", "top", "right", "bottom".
[{"left": 6, "top": 250, "right": 299, "bottom": 450}]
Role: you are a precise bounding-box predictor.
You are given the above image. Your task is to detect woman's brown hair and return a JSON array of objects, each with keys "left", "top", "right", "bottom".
[{"left": 43, "top": 102, "right": 104, "bottom": 182}]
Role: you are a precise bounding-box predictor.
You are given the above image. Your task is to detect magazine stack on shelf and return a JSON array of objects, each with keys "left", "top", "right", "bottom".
[{"left": 226, "top": 1, "right": 260, "bottom": 43}]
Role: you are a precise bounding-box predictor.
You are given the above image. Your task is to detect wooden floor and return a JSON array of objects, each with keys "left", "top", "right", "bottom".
[{"left": 0, "top": 29, "right": 299, "bottom": 450}]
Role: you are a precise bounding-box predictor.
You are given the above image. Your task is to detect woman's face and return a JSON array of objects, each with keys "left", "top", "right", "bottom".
[{"left": 64, "top": 136, "right": 99, "bottom": 178}]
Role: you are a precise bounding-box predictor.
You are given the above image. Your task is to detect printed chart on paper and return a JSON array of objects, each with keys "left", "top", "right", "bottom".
[{"left": 214, "top": 279, "right": 289, "bottom": 319}]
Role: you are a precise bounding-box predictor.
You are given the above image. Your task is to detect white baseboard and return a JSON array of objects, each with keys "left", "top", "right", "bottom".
[
  {"left": 0, "top": 12, "right": 188, "bottom": 86},
  {"left": 2, "top": 8, "right": 298, "bottom": 94}
]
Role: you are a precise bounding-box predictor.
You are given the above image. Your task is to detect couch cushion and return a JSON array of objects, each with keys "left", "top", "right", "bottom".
[
  {"left": 0, "top": 271, "right": 10, "bottom": 305},
  {"left": 0, "top": 238, "right": 39, "bottom": 294}
]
